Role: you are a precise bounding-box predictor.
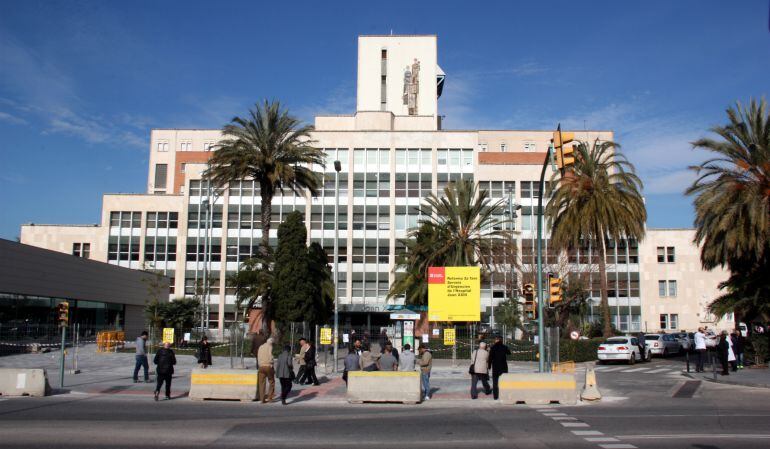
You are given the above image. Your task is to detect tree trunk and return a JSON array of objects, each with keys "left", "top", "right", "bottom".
[
  {"left": 259, "top": 184, "right": 274, "bottom": 330},
  {"left": 597, "top": 237, "right": 612, "bottom": 337}
]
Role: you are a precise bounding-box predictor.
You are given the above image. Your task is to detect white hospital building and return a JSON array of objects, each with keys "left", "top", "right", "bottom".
[{"left": 19, "top": 35, "right": 731, "bottom": 336}]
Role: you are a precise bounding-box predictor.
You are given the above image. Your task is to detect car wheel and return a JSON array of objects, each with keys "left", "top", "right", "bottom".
[
  {"left": 629, "top": 353, "right": 636, "bottom": 365},
  {"left": 662, "top": 348, "right": 668, "bottom": 357}
]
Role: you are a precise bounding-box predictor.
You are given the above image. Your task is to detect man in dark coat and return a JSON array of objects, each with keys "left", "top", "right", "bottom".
[
  {"left": 488, "top": 335, "right": 511, "bottom": 400},
  {"left": 302, "top": 341, "right": 320, "bottom": 386},
  {"left": 196, "top": 336, "right": 212, "bottom": 368},
  {"left": 153, "top": 342, "right": 177, "bottom": 400},
  {"left": 716, "top": 331, "right": 730, "bottom": 375}
]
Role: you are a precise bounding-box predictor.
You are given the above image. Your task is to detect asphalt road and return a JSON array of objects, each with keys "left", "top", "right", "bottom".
[{"left": 1, "top": 358, "right": 769, "bottom": 449}]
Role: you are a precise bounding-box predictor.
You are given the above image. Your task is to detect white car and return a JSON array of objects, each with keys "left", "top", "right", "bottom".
[
  {"left": 597, "top": 336, "right": 649, "bottom": 365},
  {"left": 644, "top": 334, "right": 681, "bottom": 357}
]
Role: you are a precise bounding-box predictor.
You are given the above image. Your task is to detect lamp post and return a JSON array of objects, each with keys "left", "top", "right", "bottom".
[
  {"left": 201, "top": 194, "right": 210, "bottom": 334},
  {"left": 505, "top": 185, "right": 520, "bottom": 332},
  {"left": 333, "top": 160, "right": 342, "bottom": 373}
]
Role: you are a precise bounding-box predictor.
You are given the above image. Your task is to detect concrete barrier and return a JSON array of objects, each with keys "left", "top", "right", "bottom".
[
  {"left": 346, "top": 371, "right": 421, "bottom": 404},
  {"left": 498, "top": 373, "right": 577, "bottom": 405},
  {"left": 0, "top": 368, "right": 51, "bottom": 397},
  {"left": 580, "top": 367, "right": 601, "bottom": 401},
  {"left": 189, "top": 368, "right": 259, "bottom": 402}
]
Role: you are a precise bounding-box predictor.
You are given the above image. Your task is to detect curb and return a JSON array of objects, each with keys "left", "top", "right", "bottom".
[{"left": 682, "top": 370, "right": 770, "bottom": 389}]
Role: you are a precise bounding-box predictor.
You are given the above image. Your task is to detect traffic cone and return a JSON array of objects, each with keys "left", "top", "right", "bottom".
[{"left": 581, "top": 366, "right": 602, "bottom": 401}]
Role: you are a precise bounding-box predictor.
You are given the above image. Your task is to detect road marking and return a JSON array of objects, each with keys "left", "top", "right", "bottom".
[
  {"left": 586, "top": 437, "right": 620, "bottom": 442},
  {"left": 594, "top": 367, "right": 625, "bottom": 372},
  {"left": 542, "top": 412, "right": 568, "bottom": 416},
  {"left": 572, "top": 430, "right": 604, "bottom": 436},
  {"left": 616, "top": 434, "right": 770, "bottom": 440},
  {"left": 620, "top": 368, "right": 649, "bottom": 373},
  {"left": 598, "top": 445, "right": 636, "bottom": 449},
  {"left": 552, "top": 417, "right": 578, "bottom": 421},
  {"left": 645, "top": 368, "right": 672, "bottom": 374},
  {"left": 561, "top": 422, "right": 590, "bottom": 428}
]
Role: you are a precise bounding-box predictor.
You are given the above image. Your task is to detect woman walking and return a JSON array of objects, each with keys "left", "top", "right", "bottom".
[
  {"left": 275, "top": 344, "right": 295, "bottom": 405},
  {"left": 196, "top": 336, "right": 212, "bottom": 369},
  {"left": 470, "top": 341, "right": 492, "bottom": 399}
]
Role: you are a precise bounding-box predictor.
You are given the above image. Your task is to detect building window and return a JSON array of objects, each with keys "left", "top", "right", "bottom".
[
  {"left": 479, "top": 143, "right": 488, "bottom": 152},
  {"left": 180, "top": 141, "right": 192, "bottom": 151},
  {"left": 500, "top": 143, "right": 507, "bottom": 152},
  {"left": 657, "top": 246, "right": 675, "bottom": 263},
  {"left": 658, "top": 280, "right": 666, "bottom": 297},
  {"left": 154, "top": 164, "right": 168, "bottom": 190},
  {"left": 203, "top": 142, "right": 214, "bottom": 151},
  {"left": 523, "top": 142, "right": 536, "bottom": 152},
  {"left": 660, "top": 314, "right": 678, "bottom": 330},
  {"left": 660, "top": 314, "right": 668, "bottom": 330},
  {"left": 659, "top": 280, "right": 677, "bottom": 297},
  {"left": 157, "top": 142, "right": 169, "bottom": 152},
  {"left": 72, "top": 243, "right": 90, "bottom": 258},
  {"left": 668, "top": 280, "right": 677, "bottom": 297}
]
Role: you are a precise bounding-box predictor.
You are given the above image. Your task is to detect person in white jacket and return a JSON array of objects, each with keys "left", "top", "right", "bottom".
[{"left": 470, "top": 341, "right": 492, "bottom": 399}]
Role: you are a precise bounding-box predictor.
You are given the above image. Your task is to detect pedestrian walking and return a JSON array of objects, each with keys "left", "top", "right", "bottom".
[
  {"left": 133, "top": 331, "right": 150, "bottom": 383},
  {"left": 694, "top": 327, "right": 707, "bottom": 372},
  {"left": 257, "top": 337, "right": 276, "bottom": 403},
  {"left": 343, "top": 347, "right": 361, "bottom": 384},
  {"left": 716, "top": 331, "right": 730, "bottom": 375},
  {"left": 470, "top": 342, "right": 492, "bottom": 399},
  {"left": 399, "top": 344, "right": 416, "bottom": 371},
  {"left": 294, "top": 338, "right": 308, "bottom": 384},
  {"left": 196, "top": 336, "right": 212, "bottom": 369},
  {"left": 275, "top": 344, "right": 294, "bottom": 405},
  {"left": 488, "top": 336, "right": 511, "bottom": 400},
  {"left": 378, "top": 346, "right": 398, "bottom": 371},
  {"left": 153, "top": 342, "right": 176, "bottom": 401},
  {"left": 417, "top": 345, "right": 433, "bottom": 401},
  {"left": 732, "top": 329, "right": 745, "bottom": 369},
  {"left": 301, "top": 340, "right": 320, "bottom": 385},
  {"left": 636, "top": 331, "right": 647, "bottom": 361}
]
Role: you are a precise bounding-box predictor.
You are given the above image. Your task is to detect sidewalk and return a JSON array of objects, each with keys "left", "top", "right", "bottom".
[{"left": 684, "top": 365, "right": 770, "bottom": 389}]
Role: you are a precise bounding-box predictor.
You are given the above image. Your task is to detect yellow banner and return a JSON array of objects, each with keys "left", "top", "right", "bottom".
[
  {"left": 443, "top": 328, "right": 456, "bottom": 346},
  {"left": 428, "top": 266, "right": 481, "bottom": 322},
  {"left": 162, "top": 328, "right": 174, "bottom": 344},
  {"left": 320, "top": 327, "right": 332, "bottom": 345}
]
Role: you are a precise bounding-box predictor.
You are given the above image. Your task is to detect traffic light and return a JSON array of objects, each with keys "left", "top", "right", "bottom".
[
  {"left": 548, "top": 275, "right": 562, "bottom": 305},
  {"left": 57, "top": 302, "right": 69, "bottom": 327},
  {"left": 551, "top": 125, "right": 576, "bottom": 172},
  {"left": 523, "top": 283, "right": 537, "bottom": 320}
]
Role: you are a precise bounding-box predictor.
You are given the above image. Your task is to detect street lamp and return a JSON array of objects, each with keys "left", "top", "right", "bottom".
[
  {"left": 504, "top": 185, "right": 521, "bottom": 331},
  {"left": 201, "top": 194, "right": 210, "bottom": 334},
  {"left": 333, "top": 159, "right": 342, "bottom": 373}
]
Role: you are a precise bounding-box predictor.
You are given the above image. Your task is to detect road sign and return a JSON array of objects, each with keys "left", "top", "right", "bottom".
[
  {"left": 570, "top": 331, "right": 580, "bottom": 340},
  {"left": 443, "top": 328, "right": 456, "bottom": 346},
  {"left": 162, "top": 328, "right": 174, "bottom": 344},
  {"left": 320, "top": 327, "right": 332, "bottom": 345},
  {"left": 428, "top": 266, "right": 481, "bottom": 321}
]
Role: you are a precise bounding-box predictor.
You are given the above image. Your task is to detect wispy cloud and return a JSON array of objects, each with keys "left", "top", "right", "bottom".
[
  {"left": 0, "top": 31, "right": 147, "bottom": 149},
  {"left": 295, "top": 82, "right": 356, "bottom": 124}
]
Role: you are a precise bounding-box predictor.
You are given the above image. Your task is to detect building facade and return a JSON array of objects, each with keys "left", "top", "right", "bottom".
[{"left": 19, "top": 35, "right": 731, "bottom": 335}]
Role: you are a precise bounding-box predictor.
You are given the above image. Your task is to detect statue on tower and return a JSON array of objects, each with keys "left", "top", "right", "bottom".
[{"left": 402, "top": 59, "right": 420, "bottom": 115}]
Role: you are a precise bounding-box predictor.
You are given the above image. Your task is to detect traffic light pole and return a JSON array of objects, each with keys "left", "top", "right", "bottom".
[
  {"left": 535, "top": 145, "right": 553, "bottom": 374},
  {"left": 59, "top": 324, "right": 66, "bottom": 388}
]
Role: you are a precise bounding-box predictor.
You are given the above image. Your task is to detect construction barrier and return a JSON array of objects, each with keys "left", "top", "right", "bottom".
[
  {"left": 0, "top": 368, "right": 51, "bottom": 397},
  {"left": 498, "top": 373, "right": 577, "bottom": 405},
  {"left": 581, "top": 367, "right": 602, "bottom": 401},
  {"left": 189, "top": 368, "right": 259, "bottom": 402},
  {"left": 96, "top": 331, "right": 125, "bottom": 352},
  {"left": 346, "top": 371, "right": 421, "bottom": 404}
]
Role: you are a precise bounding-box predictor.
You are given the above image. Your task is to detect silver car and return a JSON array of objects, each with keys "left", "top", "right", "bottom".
[{"left": 644, "top": 334, "right": 681, "bottom": 357}]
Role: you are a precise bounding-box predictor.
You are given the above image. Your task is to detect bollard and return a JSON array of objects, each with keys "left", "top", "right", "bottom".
[
  {"left": 580, "top": 366, "right": 601, "bottom": 401},
  {"left": 685, "top": 351, "right": 690, "bottom": 373}
]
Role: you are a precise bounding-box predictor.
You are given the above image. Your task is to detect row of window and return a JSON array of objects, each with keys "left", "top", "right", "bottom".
[
  {"left": 660, "top": 313, "right": 679, "bottom": 330},
  {"left": 109, "top": 211, "right": 179, "bottom": 229},
  {"left": 156, "top": 141, "right": 215, "bottom": 152},
  {"left": 479, "top": 142, "right": 538, "bottom": 153},
  {"left": 72, "top": 243, "right": 90, "bottom": 258}
]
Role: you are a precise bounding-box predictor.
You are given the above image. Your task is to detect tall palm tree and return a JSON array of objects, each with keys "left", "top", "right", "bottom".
[
  {"left": 546, "top": 140, "right": 646, "bottom": 337},
  {"left": 686, "top": 98, "right": 770, "bottom": 271},
  {"left": 388, "top": 178, "right": 510, "bottom": 304},
  {"left": 686, "top": 98, "right": 769, "bottom": 322},
  {"left": 204, "top": 100, "right": 325, "bottom": 254}
]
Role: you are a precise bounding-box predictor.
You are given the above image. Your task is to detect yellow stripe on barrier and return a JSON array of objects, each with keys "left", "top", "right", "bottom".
[
  {"left": 499, "top": 380, "right": 576, "bottom": 390},
  {"left": 348, "top": 371, "right": 419, "bottom": 378},
  {"left": 191, "top": 373, "right": 258, "bottom": 385}
]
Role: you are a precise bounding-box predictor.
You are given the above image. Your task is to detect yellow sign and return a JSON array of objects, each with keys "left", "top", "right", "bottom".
[
  {"left": 320, "top": 327, "right": 332, "bottom": 345},
  {"left": 443, "top": 328, "right": 456, "bottom": 346},
  {"left": 162, "top": 328, "right": 174, "bottom": 344},
  {"left": 427, "top": 266, "right": 481, "bottom": 321}
]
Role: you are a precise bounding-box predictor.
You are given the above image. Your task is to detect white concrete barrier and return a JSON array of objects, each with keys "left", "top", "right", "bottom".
[
  {"left": 499, "top": 373, "right": 577, "bottom": 405},
  {"left": 0, "top": 368, "right": 51, "bottom": 397},
  {"left": 189, "top": 368, "right": 259, "bottom": 402},
  {"left": 346, "top": 371, "right": 421, "bottom": 404}
]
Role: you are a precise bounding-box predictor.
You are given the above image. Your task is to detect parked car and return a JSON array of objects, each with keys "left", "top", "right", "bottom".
[
  {"left": 674, "top": 332, "right": 692, "bottom": 353},
  {"left": 597, "top": 336, "right": 650, "bottom": 365},
  {"left": 644, "top": 334, "right": 681, "bottom": 357}
]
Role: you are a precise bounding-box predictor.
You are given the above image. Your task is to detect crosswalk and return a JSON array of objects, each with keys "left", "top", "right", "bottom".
[{"left": 589, "top": 365, "right": 681, "bottom": 375}]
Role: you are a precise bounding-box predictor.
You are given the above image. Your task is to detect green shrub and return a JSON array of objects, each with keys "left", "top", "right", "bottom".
[
  {"left": 745, "top": 334, "right": 769, "bottom": 365},
  {"left": 559, "top": 338, "right": 602, "bottom": 362}
]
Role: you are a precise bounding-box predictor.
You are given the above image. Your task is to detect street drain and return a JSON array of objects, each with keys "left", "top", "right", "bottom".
[{"left": 673, "top": 380, "right": 701, "bottom": 398}]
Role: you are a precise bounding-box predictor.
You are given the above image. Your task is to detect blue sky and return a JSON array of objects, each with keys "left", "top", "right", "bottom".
[{"left": 1, "top": 0, "right": 768, "bottom": 239}]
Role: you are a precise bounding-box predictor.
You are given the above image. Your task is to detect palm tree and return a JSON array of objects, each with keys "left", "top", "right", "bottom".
[
  {"left": 204, "top": 100, "right": 325, "bottom": 254},
  {"left": 686, "top": 98, "right": 770, "bottom": 322},
  {"left": 686, "top": 98, "right": 770, "bottom": 271},
  {"left": 546, "top": 140, "right": 646, "bottom": 337},
  {"left": 388, "top": 178, "right": 510, "bottom": 304}
]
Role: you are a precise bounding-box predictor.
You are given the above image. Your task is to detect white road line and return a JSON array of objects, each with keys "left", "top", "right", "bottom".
[
  {"left": 615, "top": 434, "right": 770, "bottom": 440},
  {"left": 599, "top": 445, "right": 636, "bottom": 449},
  {"left": 543, "top": 412, "right": 568, "bottom": 416},
  {"left": 620, "top": 368, "right": 649, "bottom": 373},
  {"left": 585, "top": 437, "right": 620, "bottom": 442},
  {"left": 645, "top": 368, "right": 672, "bottom": 374},
  {"left": 595, "top": 366, "right": 625, "bottom": 372},
  {"left": 552, "top": 417, "right": 578, "bottom": 421},
  {"left": 561, "top": 422, "right": 590, "bottom": 428},
  {"left": 572, "top": 430, "right": 604, "bottom": 436}
]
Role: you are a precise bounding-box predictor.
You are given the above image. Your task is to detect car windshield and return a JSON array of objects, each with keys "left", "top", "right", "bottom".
[
  {"left": 645, "top": 335, "right": 661, "bottom": 340},
  {"left": 603, "top": 338, "right": 628, "bottom": 344}
]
